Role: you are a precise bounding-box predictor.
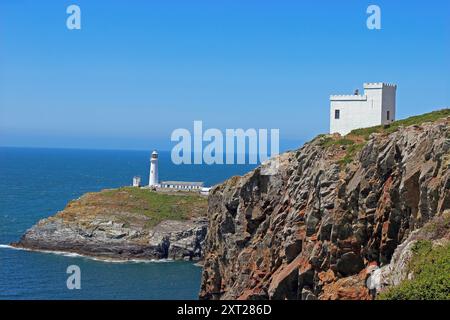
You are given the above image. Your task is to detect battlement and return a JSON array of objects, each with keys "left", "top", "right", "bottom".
[
  {"left": 330, "top": 94, "right": 367, "bottom": 101},
  {"left": 330, "top": 82, "right": 397, "bottom": 135},
  {"left": 331, "top": 82, "right": 397, "bottom": 101},
  {"left": 364, "top": 82, "right": 397, "bottom": 89}
]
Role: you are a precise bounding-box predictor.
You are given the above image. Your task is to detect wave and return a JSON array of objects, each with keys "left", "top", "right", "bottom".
[{"left": 0, "top": 244, "right": 174, "bottom": 264}]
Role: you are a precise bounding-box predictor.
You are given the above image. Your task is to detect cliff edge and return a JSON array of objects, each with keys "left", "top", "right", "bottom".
[
  {"left": 199, "top": 110, "right": 450, "bottom": 300},
  {"left": 12, "top": 187, "right": 208, "bottom": 261}
]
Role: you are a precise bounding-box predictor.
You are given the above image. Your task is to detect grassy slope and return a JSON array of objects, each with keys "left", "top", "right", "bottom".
[
  {"left": 378, "top": 213, "right": 450, "bottom": 300},
  {"left": 350, "top": 108, "right": 450, "bottom": 139},
  {"left": 317, "top": 109, "right": 450, "bottom": 165},
  {"left": 378, "top": 241, "right": 450, "bottom": 300},
  {"left": 58, "top": 187, "right": 208, "bottom": 228}
]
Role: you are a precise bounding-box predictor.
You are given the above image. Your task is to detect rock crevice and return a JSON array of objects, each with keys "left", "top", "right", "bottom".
[{"left": 200, "top": 118, "right": 450, "bottom": 300}]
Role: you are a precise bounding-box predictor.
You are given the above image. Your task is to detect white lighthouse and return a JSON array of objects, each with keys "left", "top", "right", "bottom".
[{"left": 149, "top": 150, "right": 159, "bottom": 187}]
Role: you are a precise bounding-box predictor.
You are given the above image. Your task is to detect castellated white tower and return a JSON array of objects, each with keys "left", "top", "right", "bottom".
[
  {"left": 148, "top": 150, "right": 159, "bottom": 187},
  {"left": 330, "top": 82, "right": 397, "bottom": 135}
]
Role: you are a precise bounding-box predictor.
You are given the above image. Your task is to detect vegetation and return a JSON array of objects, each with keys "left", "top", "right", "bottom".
[
  {"left": 319, "top": 137, "right": 355, "bottom": 148},
  {"left": 350, "top": 108, "right": 450, "bottom": 140},
  {"left": 378, "top": 240, "right": 450, "bottom": 300},
  {"left": 318, "top": 109, "right": 450, "bottom": 166},
  {"left": 61, "top": 187, "right": 208, "bottom": 228},
  {"left": 337, "top": 143, "right": 365, "bottom": 165},
  {"left": 105, "top": 187, "right": 207, "bottom": 227}
]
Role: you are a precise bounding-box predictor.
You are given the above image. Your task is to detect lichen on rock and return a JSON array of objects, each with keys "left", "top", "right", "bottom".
[{"left": 199, "top": 111, "right": 450, "bottom": 300}]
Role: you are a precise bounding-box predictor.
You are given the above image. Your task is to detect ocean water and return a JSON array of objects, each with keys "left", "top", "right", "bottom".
[{"left": 0, "top": 147, "right": 256, "bottom": 299}]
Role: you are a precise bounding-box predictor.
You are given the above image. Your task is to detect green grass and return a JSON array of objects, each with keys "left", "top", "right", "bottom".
[
  {"left": 378, "top": 240, "right": 450, "bottom": 300},
  {"left": 101, "top": 187, "right": 208, "bottom": 227},
  {"left": 350, "top": 109, "right": 450, "bottom": 140},
  {"left": 319, "top": 137, "right": 355, "bottom": 148},
  {"left": 337, "top": 143, "right": 365, "bottom": 166},
  {"left": 319, "top": 109, "right": 450, "bottom": 166}
]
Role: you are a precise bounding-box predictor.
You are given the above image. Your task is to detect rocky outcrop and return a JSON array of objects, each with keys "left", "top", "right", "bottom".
[
  {"left": 199, "top": 116, "right": 450, "bottom": 299},
  {"left": 14, "top": 217, "right": 207, "bottom": 261},
  {"left": 367, "top": 210, "right": 450, "bottom": 295},
  {"left": 12, "top": 188, "right": 208, "bottom": 261}
]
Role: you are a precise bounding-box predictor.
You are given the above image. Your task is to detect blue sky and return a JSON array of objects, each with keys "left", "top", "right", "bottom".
[{"left": 0, "top": 0, "right": 449, "bottom": 151}]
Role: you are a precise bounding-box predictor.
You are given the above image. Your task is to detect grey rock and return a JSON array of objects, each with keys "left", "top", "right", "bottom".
[
  {"left": 336, "top": 252, "right": 364, "bottom": 276},
  {"left": 14, "top": 216, "right": 208, "bottom": 261},
  {"left": 199, "top": 117, "right": 450, "bottom": 300}
]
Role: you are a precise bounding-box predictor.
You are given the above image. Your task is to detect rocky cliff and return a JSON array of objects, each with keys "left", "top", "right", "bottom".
[
  {"left": 13, "top": 187, "right": 208, "bottom": 261},
  {"left": 200, "top": 110, "right": 450, "bottom": 300}
]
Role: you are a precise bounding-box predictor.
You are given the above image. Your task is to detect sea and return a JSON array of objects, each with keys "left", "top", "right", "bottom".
[{"left": 0, "top": 147, "right": 256, "bottom": 300}]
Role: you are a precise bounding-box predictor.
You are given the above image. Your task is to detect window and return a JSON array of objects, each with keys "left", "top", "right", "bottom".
[
  {"left": 335, "top": 109, "right": 340, "bottom": 119},
  {"left": 387, "top": 110, "right": 390, "bottom": 120}
]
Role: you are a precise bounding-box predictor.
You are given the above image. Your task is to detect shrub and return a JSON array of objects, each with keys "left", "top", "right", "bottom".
[{"left": 378, "top": 240, "right": 450, "bottom": 300}]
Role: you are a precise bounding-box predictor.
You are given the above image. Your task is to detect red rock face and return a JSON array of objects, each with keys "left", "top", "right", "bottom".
[{"left": 199, "top": 117, "right": 450, "bottom": 300}]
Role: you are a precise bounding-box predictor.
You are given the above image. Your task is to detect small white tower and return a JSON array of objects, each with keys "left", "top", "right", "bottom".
[
  {"left": 149, "top": 150, "right": 159, "bottom": 187},
  {"left": 330, "top": 82, "right": 397, "bottom": 135},
  {"left": 132, "top": 176, "right": 141, "bottom": 187}
]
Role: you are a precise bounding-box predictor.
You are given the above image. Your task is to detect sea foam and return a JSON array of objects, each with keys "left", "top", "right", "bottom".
[{"left": 0, "top": 244, "right": 173, "bottom": 264}]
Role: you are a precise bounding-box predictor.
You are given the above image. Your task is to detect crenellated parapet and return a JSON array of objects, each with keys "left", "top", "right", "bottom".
[
  {"left": 364, "top": 82, "right": 397, "bottom": 89},
  {"left": 329, "top": 82, "right": 397, "bottom": 135},
  {"left": 330, "top": 94, "right": 367, "bottom": 101}
]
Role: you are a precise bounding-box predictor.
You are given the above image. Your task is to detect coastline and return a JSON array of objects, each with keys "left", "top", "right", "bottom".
[
  {"left": 10, "top": 187, "right": 209, "bottom": 263},
  {"left": 1, "top": 244, "right": 189, "bottom": 264}
]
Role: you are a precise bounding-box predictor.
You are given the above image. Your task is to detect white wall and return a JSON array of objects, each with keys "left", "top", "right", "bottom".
[
  {"left": 133, "top": 177, "right": 141, "bottom": 187},
  {"left": 329, "top": 83, "right": 396, "bottom": 135},
  {"left": 330, "top": 95, "right": 381, "bottom": 135}
]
